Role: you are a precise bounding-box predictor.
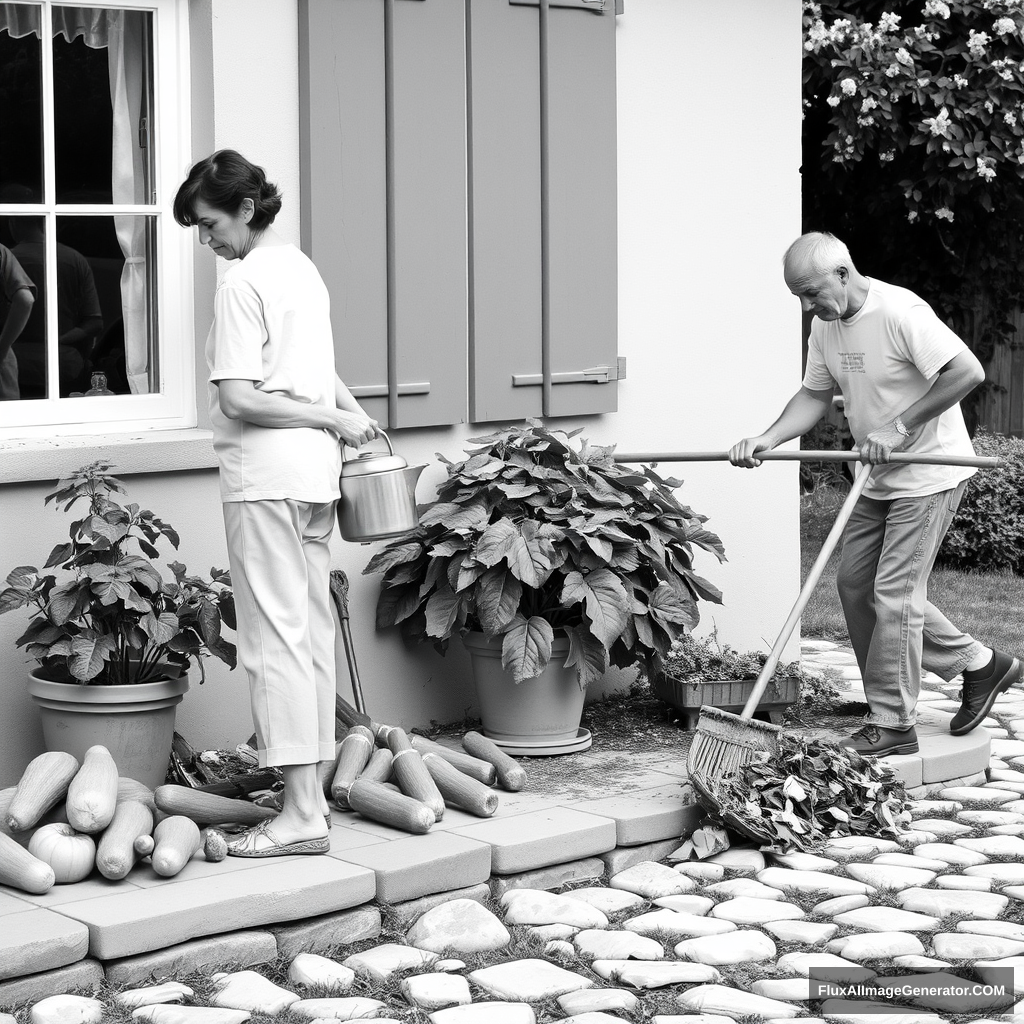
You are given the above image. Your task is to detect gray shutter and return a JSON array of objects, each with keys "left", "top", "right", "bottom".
[
  {"left": 469, "top": 0, "right": 619, "bottom": 422},
  {"left": 299, "top": 0, "right": 467, "bottom": 429}
]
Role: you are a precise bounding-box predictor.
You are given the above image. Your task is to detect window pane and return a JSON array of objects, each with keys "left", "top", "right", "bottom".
[
  {"left": 0, "top": 4, "right": 44, "bottom": 199},
  {"left": 53, "top": 8, "right": 154, "bottom": 205},
  {"left": 1, "top": 217, "right": 47, "bottom": 400}
]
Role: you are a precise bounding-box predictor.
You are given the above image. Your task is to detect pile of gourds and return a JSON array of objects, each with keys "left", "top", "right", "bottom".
[
  {"left": 0, "top": 746, "right": 231, "bottom": 895},
  {"left": 326, "top": 725, "right": 526, "bottom": 834},
  {"left": 0, "top": 728, "right": 527, "bottom": 893}
]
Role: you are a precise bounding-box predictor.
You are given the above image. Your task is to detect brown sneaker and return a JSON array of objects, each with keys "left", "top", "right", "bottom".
[
  {"left": 843, "top": 724, "right": 919, "bottom": 757},
  {"left": 950, "top": 650, "right": 1022, "bottom": 736}
]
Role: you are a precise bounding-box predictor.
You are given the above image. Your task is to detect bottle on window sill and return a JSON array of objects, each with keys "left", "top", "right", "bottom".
[{"left": 84, "top": 372, "right": 115, "bottom": 397}]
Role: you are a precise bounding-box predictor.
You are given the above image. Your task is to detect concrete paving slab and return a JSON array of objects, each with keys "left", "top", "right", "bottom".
[
  {"left": 451, "top": 807, "right": 617, "bottom": 875},
  {"left": 338, "top": 832, "right": 491, "bottom": 904},
  {"left": 0, "top": 959, "right": 103, "bottom": 1009},
  {"left": 569, "top": 785, "right": 700, "bottom": 846},
  {"left": 56, "top": 856, "right": 376, "bottom": 959},
  {"left": 0, "top": 908, "right": 89, "bottom": 980}
]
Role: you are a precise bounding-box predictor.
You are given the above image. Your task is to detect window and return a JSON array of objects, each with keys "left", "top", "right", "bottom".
[
  {"left": 299, "top": 0, "right": 620, "bottom": 430},
  {"left": 0, "top": 0, "right": 192, "bottom": 437}
]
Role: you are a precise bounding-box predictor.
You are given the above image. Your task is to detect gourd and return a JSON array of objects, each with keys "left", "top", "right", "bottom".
[
  {"left": 202, "top": 828, "right": 228, "bottom": 863},
  {"left": 0, "top": 787, "right": 67, "bottom": 847},
  {"left": 154, "top": 785, "right": 277, "bottom": 827},
  {"left": 150, "top": 815, "right": 202, "bottom": 877},
  {"left": 27, "top": 823, "right": 96, "bottom": 884},
  {"left": 95, "top": 798, "right": 155, "bottom": 880},
  {"left": 410, "top": 735, "right": 497, "bottom": 786},
  {"left": 347, "top": 778, "right": 435, "bottom": 834},
  {"left": 330, "top": 725, "right": 374, "bottom": 808},
  {"left": 66, "top": 746, "right": 119, "bottom": 833},
  {"left": 462, "top": 731, "right": 526, "bottom": 791},
  {"left": 5, "top": 751, "right": 80, "bottom": 832},
  {"left": 421, "top": 751, "right": 498, "bottom": 817},
  {"left": 387, "top": 728, "right": 445, "bottom": 819},
  {"left": 0, "top": 830, "right": 55, "bottom": 893}
]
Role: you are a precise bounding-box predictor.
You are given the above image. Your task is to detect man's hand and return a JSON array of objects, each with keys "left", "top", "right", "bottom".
[
  {"left": 335, "top": 411, "right": 379, "bottom": 449},
  {"left": 859, "top": 419, "right": 910, "bottom": 464},
  {"left": 729, "top": 434, "right": 777, "bottom": 468}
]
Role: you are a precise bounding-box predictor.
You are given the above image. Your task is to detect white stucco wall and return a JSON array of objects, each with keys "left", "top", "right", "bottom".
[{"left": 0, "top": 0, "right": 803, "bottom": 786}]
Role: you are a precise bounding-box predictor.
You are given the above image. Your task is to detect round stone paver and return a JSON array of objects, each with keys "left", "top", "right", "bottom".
[
  {"left": 468, "top": 959, "right": 594, "bottom": 1002},
  {"left": 705, "top": 878, "right": 785, "bottom": 900},
  {"left": 400, "top": 974, "right": 472, "bottom": 1011},
  {"left": 624, "top": 909, "right": 737, "bottom": 939},
  {"left": 828, "top": 931, "right": 925, "bottom": 961},
  {"left": 939, "top": 787, "right": 1018, "bottom": 806},
  {"left": 832, "top": 906, "right": 940, "bottom": 933},
  {"left": 913, "top": 842, "right": 989, "bottom": 867},
  {"left": 609, "top": 861, "right": 695, "bottom": 899},
  {"left": 757, "top": 867, "right": 874, "bottom": 896},
  {"left": 844, "top": 862, "right": 937, "bottom": 889},
  {"left": 898, "top": 887, "right": 1008, "bottom": 918},
  {"left": 674, "top": 929, "right": 776, "bottom": 965},
  {"left": 501, "top": 891, "right": 609, "bottom": 930},
  {"left": 573, "top": 929, "right": 665, "bottom": 962},
  {"left": 407, "top": 898, "right": 511, "bottom": 954},
  {"left": 675, "top": 983, "right": 801, "bottom": 1019},
  {"left": 556, "top": 988, "right": 640, "bottom": 1016},
  {"left": 709, "top": 897, "right": 805, "bottom": 925},
  {"left": 566, "top": 887, "right": 645, "bottom": 915},
  {"left": 589, "top": 960, "right": 721, "bottom": 989}
]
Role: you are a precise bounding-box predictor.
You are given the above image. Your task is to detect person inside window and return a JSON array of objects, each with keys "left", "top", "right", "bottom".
[{"left": 0, "top": 242, "right": 34, "bottom": 400}]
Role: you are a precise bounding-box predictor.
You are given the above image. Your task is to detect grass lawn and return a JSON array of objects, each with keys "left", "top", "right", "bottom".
[{"left": 801, "top": 482, "right": 1024, "bottom": 657}]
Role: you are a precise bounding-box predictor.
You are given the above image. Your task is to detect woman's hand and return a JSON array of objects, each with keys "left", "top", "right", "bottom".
[{"left": 334, "top": 411, "right": 379, "bottom": 449}]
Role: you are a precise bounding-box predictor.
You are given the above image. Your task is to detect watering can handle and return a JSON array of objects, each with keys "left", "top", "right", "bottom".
[{"left": 343, "top": 428, "right": 394, "bottom": 461}]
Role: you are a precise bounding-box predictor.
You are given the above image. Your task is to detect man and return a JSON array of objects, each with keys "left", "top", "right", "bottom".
[{"left": 730, "top": 231, "right": 1019, "bottom": 756}]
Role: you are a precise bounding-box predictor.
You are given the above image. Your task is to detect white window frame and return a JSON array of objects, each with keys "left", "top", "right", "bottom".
[{"left": 0, "top": 0, "right": 194, "bottom": 439}]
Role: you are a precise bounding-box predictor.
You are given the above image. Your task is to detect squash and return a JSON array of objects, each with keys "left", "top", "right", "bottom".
[
  {"left": 154, "top": 785, "right": 277, "bottom": 827},
  {"left": 462, "top": 731, "right": 526, "bottom": 791},
  {"left": 27, "top": 822, "right": 96, "bottom": 884},
  {"left": 66, "top": 745, "right": 119, "bottom": 834},
  {"left": 117, "top": 776, "right": 156, "bottom": 810},
  {"left": 0, "top": 787, "right": 67, "bottom": 848},
  {"left": 150, "top": 815, "right": 202, "bottom": 877},
  {"left": 410, "top": 735, "right": 497, "bottom": 785},
  {"left": 421, "top": 752, "right": 498, "bottom": 817},
  {"left": 330, "top": 725, "right": 374, "bottom": 808},
  {"left": 133, "top": 833, "right": 155, "bottom": 857},
  {"left": 95, "top": 799, "right": 154, "bottom": 880},
  {"left": 347, "top": 778, "right": 435, "bottom": 834},
  {"left": 0, "top": 830, "right": 55, "bottom": 893},
  {"left": 5, "top": 751, "right": 80, "bottom": 832},
  {"left": 358, "top": 747, "right": 394, "bottom": 785},
  {"left": 387, "top": 728, "right": 445, "bottom": 820}
]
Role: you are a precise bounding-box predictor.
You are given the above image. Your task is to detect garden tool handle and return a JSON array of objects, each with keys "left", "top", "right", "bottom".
[
  {"left": 738, "top": 466, "right": 873, "bottom": 720},
  {"left": 613, "top": 450, "right": 1002, "bottom": 469}
]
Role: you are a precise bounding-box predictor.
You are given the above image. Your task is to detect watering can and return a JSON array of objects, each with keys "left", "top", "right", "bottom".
[{"left": 337, "top": 430, "right": 425, "bottom": 543}]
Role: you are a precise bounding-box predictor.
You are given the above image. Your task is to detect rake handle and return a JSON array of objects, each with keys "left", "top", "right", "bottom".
[
  {"left": 613, "top": 450, "right": 1001, "bottom": 469},
  {"left": 738, "top": 467, "right": 873, "bottom": 720}
]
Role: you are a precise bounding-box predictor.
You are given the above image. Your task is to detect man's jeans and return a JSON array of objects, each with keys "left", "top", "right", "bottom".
[{"left": 836, "top": 480, "right": 982, "bottom": 728}]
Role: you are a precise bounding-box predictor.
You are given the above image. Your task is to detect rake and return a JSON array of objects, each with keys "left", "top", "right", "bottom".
[{"left": 612, "top": 447, "right": 1004, "bottom": 824}]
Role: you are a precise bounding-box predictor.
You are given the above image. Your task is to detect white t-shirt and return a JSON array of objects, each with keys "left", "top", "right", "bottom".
[
  {"left": 206, "top": 244, "right": 342, "bottom": 503},
  {"left": 802, "top": 278, "right": 976, "bottom": 499}
]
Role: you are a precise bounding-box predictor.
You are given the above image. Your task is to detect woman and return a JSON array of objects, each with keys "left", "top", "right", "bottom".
[{"left": 173, "top": 150, "right": 377, "bottom": 857}]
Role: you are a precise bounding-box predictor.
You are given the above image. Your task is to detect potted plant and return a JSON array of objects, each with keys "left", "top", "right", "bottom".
[
  {"left": 652, "top": 630, "right": 803, "bottom": 731},
  {"left": 0, "top": 461, "right": 236, "bottom": 788},
  {"left": 364, "top": 420, "right": 725, "bottom": 753}
]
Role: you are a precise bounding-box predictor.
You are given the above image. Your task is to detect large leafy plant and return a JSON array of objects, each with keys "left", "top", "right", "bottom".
[
  {"left": 364, "top": 421, "right": 726, "bottom": 688},
  {"left": 0, "top": 461, "right": 236, "bottom": 685}
]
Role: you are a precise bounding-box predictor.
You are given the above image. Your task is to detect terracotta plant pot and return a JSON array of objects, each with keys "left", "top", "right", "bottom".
[
  {"left": 462, "top": 632, "right": 591, "bottom": 756},
  {"left": 28, "top": 669, "right": 189, "bottom": 790},
  {"left": 652, "top": 674, "right": 801, "bottom": 731}
]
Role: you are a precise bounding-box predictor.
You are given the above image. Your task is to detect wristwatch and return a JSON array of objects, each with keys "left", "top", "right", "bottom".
[{"left": 893, "top": 415, "right": 910, "bottom": 437}]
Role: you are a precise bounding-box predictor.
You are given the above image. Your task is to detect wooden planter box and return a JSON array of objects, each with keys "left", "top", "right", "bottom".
[{"left": 652, "top": 674, "right": 802, "bottom": 731}]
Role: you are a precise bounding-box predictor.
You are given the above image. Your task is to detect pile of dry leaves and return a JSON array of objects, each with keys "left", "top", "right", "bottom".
[{"left": 712, "top": 733, "right": 912, "bottom": 850}]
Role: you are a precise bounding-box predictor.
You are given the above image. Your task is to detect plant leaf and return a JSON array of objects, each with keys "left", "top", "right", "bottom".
[
  {"left": 424, "top": 584, "right": 462, "bottom": 639},
  {"left": 476, "top": 566, "right": 523, "bottom": 635},
  {"left": 560, "top": 568, "right": 629, "bottom": 647},
  {"left": 501, "top": 615, "right": 554, "bottom": 683}
]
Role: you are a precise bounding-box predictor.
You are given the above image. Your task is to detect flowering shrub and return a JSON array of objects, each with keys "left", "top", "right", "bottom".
[
  {"left": 802, "top": 1, "right": 1024, "bottom": 405},
  {"left": 805, "top": 0, "right": 1024, "bottom": 222}
]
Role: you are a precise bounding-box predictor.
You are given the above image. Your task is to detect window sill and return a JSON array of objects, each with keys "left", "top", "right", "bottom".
[{"left": 0, "top": 429, "right": 218, "bottom": 484}]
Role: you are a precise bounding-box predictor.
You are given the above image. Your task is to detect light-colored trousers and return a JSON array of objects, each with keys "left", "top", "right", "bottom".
[
  {"left": 223, "top": 499, "right": 338, "bottom": 768},
  {"left": 836, "top": 480, "right": 982, "bottom": 728}
]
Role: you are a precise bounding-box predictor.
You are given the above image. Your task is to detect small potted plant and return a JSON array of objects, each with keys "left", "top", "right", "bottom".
[
  {"left": 364, "top": 420, "right": 725, "bottom": 753},
  {"left": 0, "top": 461, "right": 236, "bottom": 788},
  {"left": 653, "top": 629, "right": 803, "bottom": 730}
]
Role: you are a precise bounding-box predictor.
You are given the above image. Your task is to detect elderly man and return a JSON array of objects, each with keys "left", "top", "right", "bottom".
[{"left": 730, "top": 231, "right": 1019, "bottom": 757}]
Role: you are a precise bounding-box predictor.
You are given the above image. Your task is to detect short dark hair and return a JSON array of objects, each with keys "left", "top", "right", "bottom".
[{"left": 172, "top": 150, "right": 282, "bottom": 229}]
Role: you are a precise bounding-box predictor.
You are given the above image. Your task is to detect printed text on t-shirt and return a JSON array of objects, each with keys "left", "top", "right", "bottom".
[{"left": 839, "top": 352, "right": 865, "bottom": 374}]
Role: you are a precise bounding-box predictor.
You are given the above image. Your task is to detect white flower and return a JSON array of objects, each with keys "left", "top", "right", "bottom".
[
  {"left": 806, "top": 20, "right": 828, "bottom": 51},
  {"left": 829, "top": 18, "right": 852, "bottom": 43},
  {"left": 861, "top": 97, "right": 878, "bottom": 112},
  {"left": 885, "top": 63, "right": 901, "bottom": 77},
  {"left": 922, "top": 107, "right": 952, "bottom": 136},
  {"left": 977, "top": 157, "right": 997, "bottom": 181},
  {"left": 994, "top": 17, "right": 1017, "bottom": 35},
  {"left": 880, "top": 150, "right": 896, "bottom": 162},
  {"left": 908, "top": 209, "right": 918, "bottom": 222},
  {"left": 841, "top": 76, "right": 858, "bottom": 96},
  {"left": 935, "top": 206, "right": 955, "bottom": 221},
  {"left": 985, "top": 100, "right": 995, "bottom": 113},
  {"left": 879, "top": 12, "right": 901, "bottom": 32},
  {"left": 924, "top": 0, "right": 950, "bottom": 18},
  {"left": 827, "top": 94, "right": 841, "bottom": 107},
  {"left": 969, "top": 30, "right": 992, "bottom": 58},
  {"left": 896, "top": 47, "right": 913, "bottom": 65},
  {"left": 857, "top": 115, "right": 876, "bottom": 126},
  {"left": 953, "top": 74, "right": 968, "bottom": 88},
  {"left": 1005, "top": 110, "right": 1017, "bottom": 125},
  {"left": 917, "top": 77, "right": 931, "bottom": 87}
]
